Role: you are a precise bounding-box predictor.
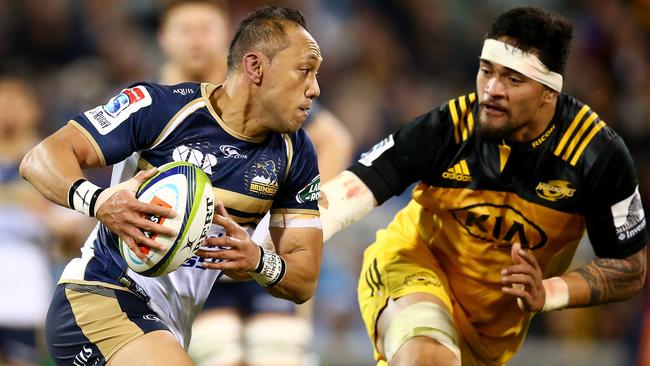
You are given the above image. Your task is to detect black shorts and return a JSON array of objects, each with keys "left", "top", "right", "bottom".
[
  {"left": 204, "top": 280, "right": 295, "bottom": 316},
  {"left": 45, "top": 282, "right": 170, "bottom": 365}
]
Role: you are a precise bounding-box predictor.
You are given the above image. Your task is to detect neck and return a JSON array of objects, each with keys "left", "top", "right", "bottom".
[
  {"left": 211, "top": 75, "right": 270, "bottom": 140},
  {"left": 508, "top": 98, "right": 557, "bottom": 142},
  {"left": 159, "top": 63, "right": 226, "bottom": 85}
]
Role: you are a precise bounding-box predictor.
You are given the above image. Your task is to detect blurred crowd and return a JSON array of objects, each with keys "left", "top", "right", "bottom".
[{"left": 0, "top": 0, "right": 648, "bottom": 365}]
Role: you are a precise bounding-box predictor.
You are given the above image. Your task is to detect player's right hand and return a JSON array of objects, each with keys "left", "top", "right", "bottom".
[{"left": 95, "top": 168, "right": 177, "bottom": 260}]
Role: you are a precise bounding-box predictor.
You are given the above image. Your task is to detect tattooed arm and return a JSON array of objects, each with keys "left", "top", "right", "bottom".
[{"left": 564, "top": 247, "right": 647, "bottom": 306}]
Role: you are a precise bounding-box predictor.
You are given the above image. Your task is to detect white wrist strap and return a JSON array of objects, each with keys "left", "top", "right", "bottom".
[
  {"left": 67, "top": 179, "right": 104, "bottom": 217},
  {"left": 542, "top": 277, "right": 569, "bottom": 312},
  {"left": 250, "top": 246, "right": 286, "bottom": 287}
]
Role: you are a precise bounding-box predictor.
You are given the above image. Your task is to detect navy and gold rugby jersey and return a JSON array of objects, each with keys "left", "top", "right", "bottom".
[
  {"left": 348, "top": 93, "right": 646, "bottom": 362},
  {"left": 63, "top": 82, "right": 320, "bottom": 287}
]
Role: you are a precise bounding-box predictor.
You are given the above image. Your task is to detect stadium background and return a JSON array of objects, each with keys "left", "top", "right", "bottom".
[{"left": 0, "top": 0, "right": 648, "bottom": 365}]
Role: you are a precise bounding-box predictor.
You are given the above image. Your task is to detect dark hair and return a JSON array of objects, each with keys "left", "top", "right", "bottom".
[
  {"left": 486, "top": 7, "right": 573, "bottom": 74},
  {"left": 227, "top": 6, "right": 307, "bottom": 72}
]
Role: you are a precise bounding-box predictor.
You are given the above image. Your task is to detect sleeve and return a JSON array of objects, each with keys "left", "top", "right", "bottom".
[
  {"left": 270, "top": 129, "right": 320, "bottom": 215},
  {"left": 68, "top": 83, "right": 174, "bottom": 166},
  {"left": 583, "top": 136, "right": 647, "bottom": 258},
  {"left": 347, "top": 108, "right": 450, "bottom": 204}
]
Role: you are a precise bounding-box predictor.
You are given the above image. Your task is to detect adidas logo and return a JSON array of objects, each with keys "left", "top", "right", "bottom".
[{"left": 442, "top": 159, "right": 472, "bottom": 182}]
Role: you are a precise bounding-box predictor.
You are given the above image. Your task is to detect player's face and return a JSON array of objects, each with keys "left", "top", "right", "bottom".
[
  {"left": 476, "top": 59, "right": 549, "bottom": 141},
  {"left": 159, "top": 4, "right": 229, "bottom": 76},
  {"left": 259, "top": 25, "right": 322, "bottom": 133}
]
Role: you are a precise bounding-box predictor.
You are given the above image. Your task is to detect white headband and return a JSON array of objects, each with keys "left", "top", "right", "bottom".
[{"left": 480, "top": 39, "right": 563, "bottom": 92}]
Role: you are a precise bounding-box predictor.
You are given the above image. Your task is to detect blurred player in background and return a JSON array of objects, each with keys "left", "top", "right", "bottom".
[
  {"left": 157, "top": 1, "right": 353, "bottom": 365},
  {"left": 318, "top": 6, "right": 647, "bottom": 366},
  {"left": 0, "top": 76, "right": 93, "bottom": 365},
  {"left": 21, "top": 6, "right": 324, "bottom": 365}
]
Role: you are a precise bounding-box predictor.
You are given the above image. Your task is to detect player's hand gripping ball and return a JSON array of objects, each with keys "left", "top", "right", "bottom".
[{"left": 119, "top": 161, "right": 215, "bottom": 276}]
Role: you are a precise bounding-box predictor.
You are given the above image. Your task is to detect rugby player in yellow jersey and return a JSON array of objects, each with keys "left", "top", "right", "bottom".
[{"left": 318, "top": 6, "right": 647, "bottom": 366}]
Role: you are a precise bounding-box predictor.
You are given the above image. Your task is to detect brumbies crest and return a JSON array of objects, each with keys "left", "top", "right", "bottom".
[
  {"left": 296, "top": 176, "right": 320, "bottom": 203},
  {"left": 245, "top": 159, "right": 281, "bottom": 197}
]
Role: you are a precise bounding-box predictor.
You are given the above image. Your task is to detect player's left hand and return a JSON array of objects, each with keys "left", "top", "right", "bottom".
[
  {"left": 196, "top": 201, "right": 261, "bottom": 277},
  {"left": 501, "top": 243, "right": 545, "bottom": 312}
]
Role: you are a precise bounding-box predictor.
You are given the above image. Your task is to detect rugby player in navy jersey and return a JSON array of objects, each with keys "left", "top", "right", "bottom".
[
  {"left": 317, "top": 7, "right": 647, "bottom": 366},
  {"left": 157, "top": 2, "right": 353, "bottom": 365},
  {"left": 20, "top": 6, "right": 324, "bottom": 365}
]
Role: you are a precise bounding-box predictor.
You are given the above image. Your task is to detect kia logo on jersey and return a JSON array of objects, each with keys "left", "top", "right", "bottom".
[
  {"left": 450, "top": 203, "right": 548, "bottom": 249},
  {"left": 172, "top": 145, "right": 218, "bottom": 175}
]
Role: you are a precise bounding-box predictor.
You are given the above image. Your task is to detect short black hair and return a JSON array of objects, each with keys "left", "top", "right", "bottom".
[
  {"left": 227, "top": 6, "right": 307, "bottom": 72},
  {"left": 486, "top": 7, "right": 573, "bottom": 74}
]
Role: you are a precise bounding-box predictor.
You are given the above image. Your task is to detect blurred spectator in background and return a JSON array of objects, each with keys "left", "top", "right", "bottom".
[
  {"left": 0, "top": 76, "right": 93, "bottom": 365},
  {"left": 154, "top": 2, "right": 353, "bottom": 365}
]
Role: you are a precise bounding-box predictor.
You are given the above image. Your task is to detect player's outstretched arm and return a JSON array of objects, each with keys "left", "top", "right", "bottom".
[
  {"left": 20, "top": 124, "right": 177, "bottom": 260},
  {"left": 319, "top": 170, "right": 377, "bottom": 242},
  {"left": 501, "top": 243, "right": 646, "bottom": 312},
  {"left": 566, "top": 247, "right": 646, "bottom": 306}
]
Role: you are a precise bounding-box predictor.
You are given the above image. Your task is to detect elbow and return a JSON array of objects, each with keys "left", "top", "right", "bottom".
[
  {"left": 291, "top": 278, "right": 318, "bottom": 305},
  {"left": 19, "top": 146, "right": 36, "bottom": 181}
]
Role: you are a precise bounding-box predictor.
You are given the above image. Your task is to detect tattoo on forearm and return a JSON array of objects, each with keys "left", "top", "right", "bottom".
[{"left": 574, "top": 250, "right": 646, "bottom": 305}]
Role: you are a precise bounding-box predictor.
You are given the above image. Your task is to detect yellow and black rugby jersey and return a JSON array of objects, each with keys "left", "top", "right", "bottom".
[{"left": 350, "top": 93, "right": 646, "bottom": 261}]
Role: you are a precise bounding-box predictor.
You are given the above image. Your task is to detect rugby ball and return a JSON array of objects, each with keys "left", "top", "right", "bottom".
[{"left": 119, "top": 161, "right": 215, "bottom": 277}]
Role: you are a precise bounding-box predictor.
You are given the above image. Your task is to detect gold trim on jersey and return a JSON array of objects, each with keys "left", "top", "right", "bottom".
[
  {"left": 213, "top": 187, "right": 273, "bottom": 217},
  {"left": 282, "top": 134, "right": 294, "bottom": 179},
  {"left": 201, "top": 83, "right": 265, "bottom": 143},
  {"left": 69, "top": 120, "right": 107, "bottom": 167},
  {"left": 137, "top": 157, "right": 155, "bottom": 171},
  {"left": 498, "top": 142, "right": 511, "bottom": 173},
  {"left": 553, "top": 105, "right": 605, "bottom": 166},
  {"left": 148, "top": 98, "right": 205, "bottom": 149},
  {"left": 448, "top": 93, "right": 476, "bottom": 144}
]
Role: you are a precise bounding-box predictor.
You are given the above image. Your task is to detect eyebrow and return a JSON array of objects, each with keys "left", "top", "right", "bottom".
[{"left": 479, "top": 59, "right": 526, "bottom": 78}]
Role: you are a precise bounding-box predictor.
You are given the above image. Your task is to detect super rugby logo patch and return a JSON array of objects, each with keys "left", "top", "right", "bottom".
[
  {"left": 611, "top": 186, "right": 646, "bottom": 243},
  {"left": 83, "top": 86, "right": 152, "bottom": 135}
]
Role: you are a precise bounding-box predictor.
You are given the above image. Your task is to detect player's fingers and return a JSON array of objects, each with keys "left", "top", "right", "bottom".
[
  {"left": 513, "top": 246, "right": 541, "bottom": 272},
  {"left": 201, "top": 260, "right": 248, "bottom": 271},
  {"left": 133, "top": 168, "right": 158, "bottom": 183},
  {"left": 131, "top": 216, "right": 177, "bottom": 237},
  {"left": 134, "top": 201, "right": 177, "bottom": 219},
  {"left": 501, "top": 273, "right": 536, "bottom": 288},
  {"left": 510, "top": 243, "right": 524, "bottom": 264},
  {"left": 196, "top": 248, "right": 238, "bottom": 260},
  {"left": 124, "top": 226, "right": 166, "bottom": 251},
  {"left": 121, "top": 234, "right": 149, "bottom": 260},
  {"left": 501, "top": 264, "right": 535, "bottom": 277}
]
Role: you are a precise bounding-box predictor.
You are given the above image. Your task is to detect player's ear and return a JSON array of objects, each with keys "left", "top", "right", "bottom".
[
  {"left": 542, "top": 87, "right": 558, "bottom": 104},
  {"left": 242, "top": 52, "right": 264, "bottom": 85}
]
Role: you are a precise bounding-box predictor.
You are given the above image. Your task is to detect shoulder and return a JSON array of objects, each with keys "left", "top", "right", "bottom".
[
  {"left": 551, "top": 94, "right": 623, "bottom": 171},
  {"left": 434, "top": 92, "right": 478, "bottom": 144}
]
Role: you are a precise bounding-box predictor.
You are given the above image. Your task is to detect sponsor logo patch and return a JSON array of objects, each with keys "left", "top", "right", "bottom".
[
  {"left": 173, "top": 88, "right": 195, "bottom": 95},
  {"left": 442, "top": 159, "right": 472, "bottom": 182},
  {"left": 611, "top": 186, "right": 646, "bottom": 243},
  {"left": 296, "top": 175, "right": 320, "bottom": 203},
  {"left": 84, "top": 86, "right": 152, "bottom": 135},
  {"left": 535, "top": 180, "right": 576, "bottom": 201},
  {"left": 450, "top": 203, "right": 548, "bottom": 249},
  {"left": 172, "top": 144, "right": 218, "bottom": 175},
  {"left": 359, "top": 135, "right": 395, "bottom": 167},
  {"left": 219, "top": 145, "right": 247, "bottom": 159}
]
